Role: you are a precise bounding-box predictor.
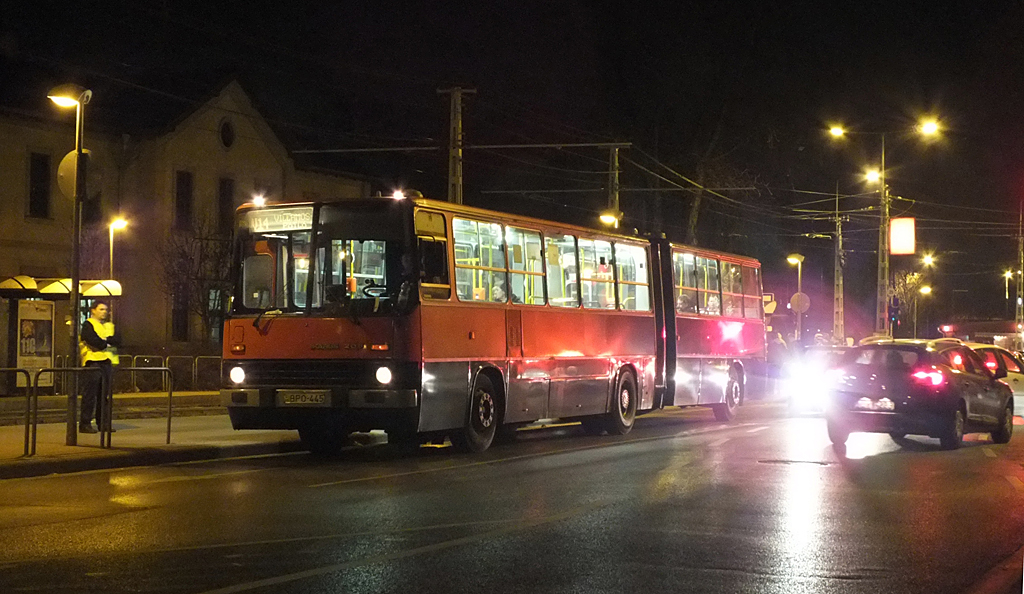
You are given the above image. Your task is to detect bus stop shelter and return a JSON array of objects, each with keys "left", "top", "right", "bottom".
[{"left": 0, "top": 275, "right": 121, "bottom": 393}]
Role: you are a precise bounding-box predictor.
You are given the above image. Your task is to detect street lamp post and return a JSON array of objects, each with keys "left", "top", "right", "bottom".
[
  {"left": 48, "top": 84, "right": 92, "bottom": 446},
  {"left": 109, "top": 218, "right": 127, "bottom": 279},
  {"left": 914, "top": 285, "right": 932, "bottom": 338},
  {"left": 787, "top": 254, "right": 805, "bottom": 344},
  {"left": 829, "top": 120, "right": 940, "bottom": 337}
]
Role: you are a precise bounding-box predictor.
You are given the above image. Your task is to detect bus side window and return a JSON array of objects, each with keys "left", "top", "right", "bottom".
[{"left": 418, "top": 236, "right": 451, "bottom": 300}]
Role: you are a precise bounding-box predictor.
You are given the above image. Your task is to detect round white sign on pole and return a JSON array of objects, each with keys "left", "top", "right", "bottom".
[
  {"left": 57, "top": 149, "right": 97, "bottom": 200},
  {"left": 790, "top": 292, "right": 811, "bottom": 314}
]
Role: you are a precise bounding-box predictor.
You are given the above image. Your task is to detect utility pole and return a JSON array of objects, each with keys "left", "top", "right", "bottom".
[
  {"left": 833, "top": 184, "right": 845, "bottom": 343},
  {"left": 1016, "top": 210, "right": 1023, "bottom": 350},
  {"left": 875, "top": 134, "right": 891, "bottom": 336},
  {"left": 438, "top": 87, "right": 475, "bottom": 204},
  {"left": 608, "top": 147, "right": 620, "bottom": 228}
]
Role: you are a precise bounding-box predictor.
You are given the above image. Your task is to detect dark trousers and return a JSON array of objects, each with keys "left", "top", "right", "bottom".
[{"left": 80, "top": 360, "right": 113, "bottom": 427}]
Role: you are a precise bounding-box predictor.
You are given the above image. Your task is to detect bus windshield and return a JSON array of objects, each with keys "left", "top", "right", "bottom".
[{"left": 233, "top": 201, "right": 413, "bottom": 315}]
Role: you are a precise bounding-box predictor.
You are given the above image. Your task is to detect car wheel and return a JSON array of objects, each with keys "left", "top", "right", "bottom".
[
  {"left": 604, "top": 371, "right": 638, "bottom": 435},
  {"left": 939, "top": 407, "right": 965, "bottom": 450},
  {"left": 826, "top": 418, "right": 849, "bottom": 446},
  {"left": 451, "top": 374, "right": 501, "bottom": 453},
  {"left": 992, "top": 404, "right": 1013, "bottom": 444},
  {"left": 713, "top": 369, "right": 741, "bottom": 422}
]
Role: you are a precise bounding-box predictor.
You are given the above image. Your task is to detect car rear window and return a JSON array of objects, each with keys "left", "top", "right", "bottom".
[{"left": 843, "top": 346, "right": 923, "bottom": 368}]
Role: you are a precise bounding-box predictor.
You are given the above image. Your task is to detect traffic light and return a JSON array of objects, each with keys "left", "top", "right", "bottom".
[{"left": 889, "top": 297, "right": 901, "bottom": 324}]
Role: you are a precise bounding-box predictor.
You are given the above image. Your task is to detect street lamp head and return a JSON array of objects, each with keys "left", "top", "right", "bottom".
[
  {"left": 864, "top": 169, "right": 881, "bottom": 183},
  {"left": 599, "top": 209, "right": 623, "bottom": 227},
  {"left": 918, "top": 119, "right": 940, "bottom": 136},
  {"left": 1005, "top": 270, "right": 1014, "bottom": 279},
  {"left": 922, "top": 254, "right": 935, "bottom": 267},
  {"left": 47, "top": 84, "right": 92, "bottom": 108},
  {"left": 110, "top": 218, "right": 128, "bottom": 231},
  {"left": 786, "top": 254, "right": 805, "bottom": 265},
  {"left": 829, "top": 126, "right": 845, "bottom": 137},
  {"left": 919, "top": 285, "right": 932, "bottom": 295},
  {"left": 252, "top": 194, "right": 267, "bottom": 207}
]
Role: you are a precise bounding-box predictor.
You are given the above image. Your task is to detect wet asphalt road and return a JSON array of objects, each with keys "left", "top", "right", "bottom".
[{"left": 2, "top": 403, "right": 1023, "bottom": 594}]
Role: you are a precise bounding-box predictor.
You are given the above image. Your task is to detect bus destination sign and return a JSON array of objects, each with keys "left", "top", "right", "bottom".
[{"left": 246, "top": 206, "right": 314, "bottom": 233}]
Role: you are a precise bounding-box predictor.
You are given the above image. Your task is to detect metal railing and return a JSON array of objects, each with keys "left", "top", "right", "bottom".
[
  {"left": 31, "top": 367, "right": 103, "bottom": 450},
  {"left": 46, "top": 354, "right": 221, "bottom": 394},
  {"left": 113, "top": 367, "right": 174, "bottom": 445},
  {"left": 1, "top": 368, "right": 35, "bottom": 456}
]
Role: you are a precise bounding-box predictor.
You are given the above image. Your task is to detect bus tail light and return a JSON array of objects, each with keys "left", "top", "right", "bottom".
[
  {"left": 375, "top": 366, "right": 393, "bottom": 385},
  {"left": 229, "top": 366, "right": 246, "bottom": 384},
  {"left": 369, "top": 344, "right": 389, "bottom": 351}
]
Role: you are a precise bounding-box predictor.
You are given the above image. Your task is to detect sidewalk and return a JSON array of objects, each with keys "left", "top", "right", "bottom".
[{"left": 0, "top": 414, "right": 304, "bottom": 480}]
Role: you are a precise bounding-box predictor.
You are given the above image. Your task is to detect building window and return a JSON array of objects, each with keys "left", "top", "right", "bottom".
[
  {"left": 219, "top": 118, "right": 235, "bottom": 149},
  {"left": 174, "top": 170, "right": 194, "bottom": 230},
  {"left": 171, "top": 287, "right": 189, "bottom": 342},
  {"left": 28, "top": 153, "right": 51, "bottom": 219},
  {"left": 218, "top": 177, "right": 235, "bottom": 235}
]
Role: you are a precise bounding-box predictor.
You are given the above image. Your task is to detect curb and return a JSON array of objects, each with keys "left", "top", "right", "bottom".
[
  {"left": 0, "top": 440, "right": 306, "bottom": 480},
  {"left": 964, "top": 543, "right": 1024, "bottom": 594}
]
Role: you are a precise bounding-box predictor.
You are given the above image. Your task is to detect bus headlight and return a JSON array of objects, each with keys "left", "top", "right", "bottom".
[
  {"left": 375, "top": 366, "right": 392, "bottom": 385},
  {"left": 229, "top": 366, "right": 245, "bottom": 384}
]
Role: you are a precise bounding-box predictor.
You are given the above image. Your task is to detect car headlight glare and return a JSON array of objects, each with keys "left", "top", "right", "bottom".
[
  {"left": 229, "top": 366, "right": 245, "bottom": 384},
  {"left": 375, "top": 366, "right": 392, "bottom": 385}
]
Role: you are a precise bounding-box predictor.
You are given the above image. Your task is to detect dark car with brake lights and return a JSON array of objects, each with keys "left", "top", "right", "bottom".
[{"left": 825, "top": 339, "right": 1013, "bottom": 449}]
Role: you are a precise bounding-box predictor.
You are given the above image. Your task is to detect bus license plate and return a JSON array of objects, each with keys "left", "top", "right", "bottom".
[{"left": 279, "top": 390, "right": 329, "bottom": 406}]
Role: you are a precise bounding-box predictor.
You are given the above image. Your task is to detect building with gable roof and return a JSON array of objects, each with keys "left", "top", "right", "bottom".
[{"left": 0, "top": 80, "right": 370, "bottom": 385}]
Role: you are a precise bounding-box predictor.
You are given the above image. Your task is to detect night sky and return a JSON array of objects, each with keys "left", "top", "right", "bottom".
[{"left": 4, "top": 1, "right": 1024, "bottom": 338}]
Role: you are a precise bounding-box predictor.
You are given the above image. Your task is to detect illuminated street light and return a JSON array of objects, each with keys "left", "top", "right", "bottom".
[
  {"left": 48, "top": 83, "right": 92, "bottom": 445},
  {"left": 1006, "top": 270, "right": 1014, "bottom": 300},
  {"left": 252, "top": 194, "right": 267, "bottom": 207},
  {"left": 599, "top": 209, "right": 623, "bottom": 228},
  {"left": 829, "top": 126, "right": 845, "bottom": 137},
  {"left": 787, "top": 254, "right": 805, "bottom": 343},
  {"left": 919, "top": 119, "right": 940, "bottom": 136},
  {"left": 864, "top": 169, "right": 881, "bottom": 183},
  {"left": 922, "top": 254, "right": 935, "bottom": 267},
  {"left": 109, "top": 218, "right": 128, "bottom": 279}
]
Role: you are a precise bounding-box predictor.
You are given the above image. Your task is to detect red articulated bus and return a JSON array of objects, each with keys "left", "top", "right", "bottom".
[{"left": 221, "top": 196, "right": 765, "bottom": 453}]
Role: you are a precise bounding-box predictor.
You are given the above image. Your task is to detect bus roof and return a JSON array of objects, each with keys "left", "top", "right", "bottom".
[{"left": 234, "top": 197, "right": 760, "bottom": 266}]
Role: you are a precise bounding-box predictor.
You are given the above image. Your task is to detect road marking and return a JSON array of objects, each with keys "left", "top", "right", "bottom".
[
  {"left": 708, "top": 438, "right": 731, "bottom": 447},
  {"left": 192, "top": 501, "right": 609, "bottom": 594},
  {"left": 746, "top": 426, "right": 768, "bottom": 434},
  {"left": 309, "top": 423, "right": 754, "bottom": 488},
  {"left": 983, "top": 448, "right": 998, "bottom": 458},
  {"left": 1004, "top": 476, "right": 1024, "bottom": 492}
]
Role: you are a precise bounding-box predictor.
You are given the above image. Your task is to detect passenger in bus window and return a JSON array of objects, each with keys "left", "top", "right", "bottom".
[
  {"left": 676, "top": 293, "right": 695, "bottom": 314},
  {"left": 491, "top": 285, "right": 521, "bottom": 304}
]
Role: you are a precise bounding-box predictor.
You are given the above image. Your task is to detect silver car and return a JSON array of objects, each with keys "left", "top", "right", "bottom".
[{"left": 969, "top": 343, "right": 1024, "bottom": 415}]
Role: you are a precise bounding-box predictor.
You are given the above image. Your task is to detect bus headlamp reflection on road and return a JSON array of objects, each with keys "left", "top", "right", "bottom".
[{"left": 229, "top": 366, "right": 245, "bottom": 384}]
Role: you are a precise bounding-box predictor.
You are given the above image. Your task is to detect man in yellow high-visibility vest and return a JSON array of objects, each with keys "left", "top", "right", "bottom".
[{"left": 79, "top": 300, "right": 121, "bottom": 434}]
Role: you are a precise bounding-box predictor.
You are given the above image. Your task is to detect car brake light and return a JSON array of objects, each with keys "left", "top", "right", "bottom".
[
  {"left": 985, "top": 360, "right": 997, "bottom": 370},
  {"left": 912, "top": 368, "right": 944, "bottom": 386}
]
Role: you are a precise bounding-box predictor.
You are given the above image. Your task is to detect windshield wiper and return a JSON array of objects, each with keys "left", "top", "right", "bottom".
[{"left": 252, "top": 308, "right": 283, "bottom": 331}]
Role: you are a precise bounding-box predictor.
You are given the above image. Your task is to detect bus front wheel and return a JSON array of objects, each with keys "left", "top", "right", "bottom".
[
  {"left": 452, "top": 374, "right": 501, "bottom": 453},
  {"left": 299, "top": 422, "right": 348, "bottom": 456}
]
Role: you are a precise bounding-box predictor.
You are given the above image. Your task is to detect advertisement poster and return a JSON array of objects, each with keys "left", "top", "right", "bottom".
[{"left": 17, "top": 300, "right": 53, "bottom": 387}]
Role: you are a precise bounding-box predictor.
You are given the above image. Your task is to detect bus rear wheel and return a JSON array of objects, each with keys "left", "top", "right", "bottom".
[
  {"left": 712, "top": 368, "right": 741, "bottom": 422},
  {"left": 452, "top": 374, "right": 501, "bottom": 453},
  {"left": 604, "top": 370, "right": 637, "bottom": 435}
]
